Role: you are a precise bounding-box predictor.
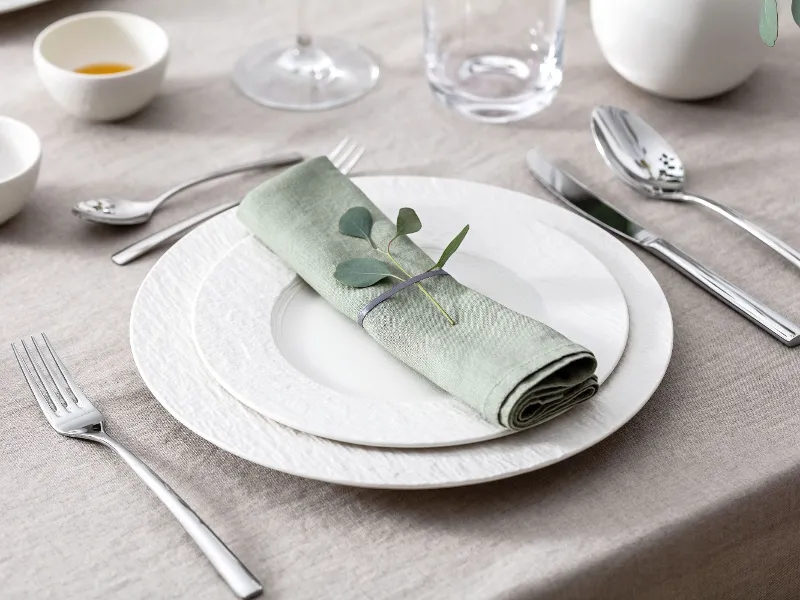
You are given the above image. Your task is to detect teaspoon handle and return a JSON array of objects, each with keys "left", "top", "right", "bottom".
[
  {"left": 671, "top": 191, "right": 800, "bottom": 271},
  {"left": 150, "top": 152, "right": 305, "bottom": 210},
  {"left": 644, "top": 237, "right": 800, "bottom": 346}
]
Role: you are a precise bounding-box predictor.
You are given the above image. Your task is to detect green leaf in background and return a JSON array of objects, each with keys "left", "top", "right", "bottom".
[
  {"left": 793, "top": 0, "right": 800, "bottom": 27},
  {"left": 339, "top": 207, "right": 374, "bottom": 245},
  {"left": 760, "top": 0, "right": 779, "bottom": 47},
  {"left": 334, "top": 258, "right": 396, "bottom": 287},
  {"left": 396, "top": 207, "right": 422, "bottom": 236},
  {"left": 432, "top": 225, "right": 470, "bottom": 270}
]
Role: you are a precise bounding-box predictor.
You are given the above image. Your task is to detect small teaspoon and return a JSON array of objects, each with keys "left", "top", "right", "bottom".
[{"left": 72, "top": 152, "right": 304, "bottom": 226}]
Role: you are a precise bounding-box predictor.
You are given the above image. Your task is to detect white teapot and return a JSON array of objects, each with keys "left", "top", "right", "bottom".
[{"left": 591, "top": 0, "right": 767, "bottom": 99}]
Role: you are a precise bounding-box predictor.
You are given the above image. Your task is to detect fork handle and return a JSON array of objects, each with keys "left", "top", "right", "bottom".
[
  {"left": 668, "top": 191, "right": 800, "bottom": 271},
  {"left": 84, "top": 431, "right": 262, "bottom": 599},
  {"left": 111, "top": 201, "right": 240, "bottom": 265}
]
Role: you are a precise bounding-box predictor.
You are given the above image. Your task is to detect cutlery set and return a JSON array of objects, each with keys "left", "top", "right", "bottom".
[
  {"left": 86, "top": 107, "right": 800, "bottom": 346},
  {"left": 85, "top": 109, "right": 800, "bottom": 346},
  {"left": 527, "top": 105, "right": 800, "bottom": 347}
]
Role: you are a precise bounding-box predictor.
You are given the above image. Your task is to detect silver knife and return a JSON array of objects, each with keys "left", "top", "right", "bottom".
[{"left": 526, "top": 150, "right": 800, "bottom": 347}]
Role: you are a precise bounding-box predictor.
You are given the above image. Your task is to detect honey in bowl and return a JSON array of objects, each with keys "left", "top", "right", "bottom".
[{"left": 74, "top": 62, "right": 134, "bottom": 75}]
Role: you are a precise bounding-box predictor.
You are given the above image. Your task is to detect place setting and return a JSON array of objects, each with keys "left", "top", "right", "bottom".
[{"left": 4, "top": 0, "right": 800, "bottom": 599}]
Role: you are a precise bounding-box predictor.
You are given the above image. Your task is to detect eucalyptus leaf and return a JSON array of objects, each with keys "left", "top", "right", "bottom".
[
  {"left": 334, "top": 258, "right": 396, "bottom": 287},
  {"left": 339, "top": 207, "right": 374, "bottom": 245},
  {"left": 433, "top": 225, "right": 469, "bottom": 270},
  {"left": 396, "top": 207, "right": 422, "bottom": 236},
  {"left": 793, "top": 0, "right": 800, "bottom": 27},
  {"left": 760, "top": 0, "right": 778, "bottom": 46}
]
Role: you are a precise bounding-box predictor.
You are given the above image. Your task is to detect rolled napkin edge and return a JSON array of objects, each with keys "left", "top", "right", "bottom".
[{"left": 487, "top": 344, "right": 599, "bottom": 429}]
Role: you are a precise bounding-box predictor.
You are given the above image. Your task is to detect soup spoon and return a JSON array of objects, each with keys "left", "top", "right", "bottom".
[
  {"left": 591, "top": 105, "right": 800, "bottom": 271},
  {"left": 72, "top": 152, "right": 304, "bottom": 225}
]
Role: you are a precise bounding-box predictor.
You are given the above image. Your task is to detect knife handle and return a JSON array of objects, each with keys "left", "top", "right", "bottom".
[
  {"left": 111, "top": 201, "right": 239, "bottom": 265},
  {"left": 644, "top": 238, "right": 800, "bottom": 347}
]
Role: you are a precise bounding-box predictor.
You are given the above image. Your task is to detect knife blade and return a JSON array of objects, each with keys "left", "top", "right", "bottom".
[
  {"left": 525, "top": 149, "right": 800, "bottom": 347},
  {"left": 526, "top": 150, "right": 652, "bottom": 245}
]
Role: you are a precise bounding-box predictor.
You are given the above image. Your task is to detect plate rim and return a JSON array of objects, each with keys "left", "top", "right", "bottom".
[{"left": 130, "top": 175, "right": 673, "bottom": 489}]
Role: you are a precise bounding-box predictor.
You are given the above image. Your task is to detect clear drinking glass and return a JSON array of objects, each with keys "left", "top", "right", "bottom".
[
  {"left": 233, "top": 1, "right": 380, "bottom": 111},
  {"left": 424, "top": 0, "right": 565, "bottom": 123}
]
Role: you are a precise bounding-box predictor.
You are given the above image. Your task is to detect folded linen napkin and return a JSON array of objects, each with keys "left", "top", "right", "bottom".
[{"left": 238, "top": 157, "right": 598, "bottom": 430}]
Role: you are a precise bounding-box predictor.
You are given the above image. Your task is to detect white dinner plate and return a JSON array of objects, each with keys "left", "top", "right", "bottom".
[
  {"left": 192, "top": 178, "right": 629, "bottom": 448},
  {"left": 130, "top": 177, "right": 673, "bottom": 489},
  {"left": 0, "top": 0, "right": 52, "bottom": 15}
]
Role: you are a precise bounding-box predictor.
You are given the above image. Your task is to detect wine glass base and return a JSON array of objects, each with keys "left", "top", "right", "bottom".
[{"left": 232, "top": 36, "right": 380, "bottom": 111}]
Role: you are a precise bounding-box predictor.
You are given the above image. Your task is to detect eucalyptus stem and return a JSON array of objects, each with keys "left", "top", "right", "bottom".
[
  {"left": 336, "top": 206, "right": 466, "bottom": 327},
  {"left": 386, "top": 240, "right": 456, "bottom": 326}
]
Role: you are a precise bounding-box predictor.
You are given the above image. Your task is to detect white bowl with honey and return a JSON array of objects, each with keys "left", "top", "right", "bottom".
[{"left": 33, "top": 11, "right": 169, "bottom": 121}]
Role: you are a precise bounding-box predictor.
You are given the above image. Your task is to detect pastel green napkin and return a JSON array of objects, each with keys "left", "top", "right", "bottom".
[{"left": 238, "top": 157, "right": 598, "bottom": 430}]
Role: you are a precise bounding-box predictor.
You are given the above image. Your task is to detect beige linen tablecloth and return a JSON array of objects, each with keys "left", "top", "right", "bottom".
[{"left": 3, "top": 1, "right": 800, "bottom": 599}]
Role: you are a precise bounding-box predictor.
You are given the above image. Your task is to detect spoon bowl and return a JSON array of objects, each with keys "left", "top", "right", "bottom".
[
  {"left": 72, "top": 197, "right": 156, "bottom": 225},
  {"left": 591, "top": 105, "right": 685, "bottom": 197}
]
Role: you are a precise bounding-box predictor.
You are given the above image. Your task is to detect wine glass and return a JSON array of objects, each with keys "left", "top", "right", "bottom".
[{"left": 233, "top": 1, "right": 380, "bottom": 111}]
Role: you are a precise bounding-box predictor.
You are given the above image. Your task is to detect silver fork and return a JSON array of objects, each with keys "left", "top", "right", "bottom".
[
  {"left": 111, "top": 138, "right": 366, "bottom": 266},
  {"left": 12, "top": 334, "right": 263, "bottom": 600}
]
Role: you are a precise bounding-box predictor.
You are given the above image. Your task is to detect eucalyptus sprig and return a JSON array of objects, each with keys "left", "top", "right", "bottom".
[
  {"left": 760, "top": 0, "right": 800, "bottom": 46},
  {"left": 333, "top": 206, "right": 469, "bottom": 326}
]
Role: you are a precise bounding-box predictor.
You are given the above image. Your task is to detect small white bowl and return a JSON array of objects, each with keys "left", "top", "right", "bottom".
[
  {"left": 33, "top": 11, "right": 170, "bottom": 121},
  {"left": 0, "top": 116, "right": 41, "bottom": 225}
]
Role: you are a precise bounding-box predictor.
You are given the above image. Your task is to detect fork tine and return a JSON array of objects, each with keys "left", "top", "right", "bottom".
[
  {"left": 38, "top": 334, "right": 88, "bottom": 408},
  {"left": 12, "top": 340, "right": 62, "bottom": 419},
  {"left": 326, "top": 137, "right": 350, "bottom": 165},
  {"left": 338, "top": 145, "right": 365, "bottom": 176},
  {"left": 12, "top": 342, "right": 54, "bottom": 414},
  {"left": 25, "top": 336, "right": 70, "bottom": 413},
  {"left": 329, "top": 139, "right": 356, "bottom": 171}
]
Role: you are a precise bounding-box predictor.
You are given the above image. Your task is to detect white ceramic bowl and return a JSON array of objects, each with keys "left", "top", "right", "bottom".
[
  {"left": 33, "top": 11, "right": 169, "bottom": 121},
  {"left": 0, "top": 116, "right": 41, "bottom": 225},
  {"left": 591, "top": 0, "right": 766, "bottom": 100}
]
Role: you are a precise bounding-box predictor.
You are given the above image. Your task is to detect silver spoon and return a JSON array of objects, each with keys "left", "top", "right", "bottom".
[
  {"left": 72, "top": 152, "right": 304, "bottom": 225},
  {"left": 591, "top": 105, "right": 800, "bottom": 271}
]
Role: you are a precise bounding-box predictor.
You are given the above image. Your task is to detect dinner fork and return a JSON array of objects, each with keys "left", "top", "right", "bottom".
[
  {"left": 12, "top": 333, "right": 263, "bottom": 600},
  {"left": 111, "top": 138, "right": 366, "bottom": 266}
]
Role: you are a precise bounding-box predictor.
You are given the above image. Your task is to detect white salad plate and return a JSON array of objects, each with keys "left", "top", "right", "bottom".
[
  {"left": 192, "top": 178, "right": 629, "bottom": 448},
  {"left": 130, "top": 177, "right": 673, "bottom": 489}
]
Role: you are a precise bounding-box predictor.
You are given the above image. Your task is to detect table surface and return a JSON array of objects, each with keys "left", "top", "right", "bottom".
[{"left": 3, "top": 1, "right": 800, "bottom": 599}]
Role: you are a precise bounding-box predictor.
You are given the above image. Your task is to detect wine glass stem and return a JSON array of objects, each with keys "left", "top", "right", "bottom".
[
  {"left": 284, "top": 0, "right": 333, "bottom": 80},
  {"left": 297, "top": 0, "right": 311, "bottom": 48}
]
